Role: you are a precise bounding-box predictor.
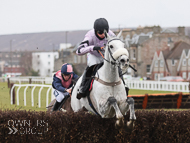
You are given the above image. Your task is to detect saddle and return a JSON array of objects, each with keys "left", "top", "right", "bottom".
[{"left": 81, "top": 63, "right": 104, "bottom": 97}]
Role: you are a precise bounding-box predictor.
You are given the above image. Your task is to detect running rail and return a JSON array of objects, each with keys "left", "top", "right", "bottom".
[{"left": 10, "top": 84, "right": 54, "bottom": 108}]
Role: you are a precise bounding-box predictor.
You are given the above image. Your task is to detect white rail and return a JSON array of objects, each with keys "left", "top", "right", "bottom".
[
  {"left": 10, "top": 84, "right": 55, "bottom": 108},
  {"left": 9, "top": 77, "right": 52, "bottom": 84},
  {"left": 125, "top": 80, "right": 190, "bottom": 92}
]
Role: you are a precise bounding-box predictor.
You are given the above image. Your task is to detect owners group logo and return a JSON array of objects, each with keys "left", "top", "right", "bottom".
[{"left": 8, "top": 119, "right": 48, "bottom": 134}]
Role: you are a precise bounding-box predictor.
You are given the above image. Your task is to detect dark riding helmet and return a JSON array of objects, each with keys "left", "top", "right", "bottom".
[
  {"left": 61, "top": 63, "right": 73, "bottom": 75},
  {"left": 94, "top": 18, "right": 109, "bottom": 33}
]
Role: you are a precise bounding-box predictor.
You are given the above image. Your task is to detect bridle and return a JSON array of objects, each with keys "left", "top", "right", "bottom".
[{"left": 99, "top": 38, "right": 123, "bottom": 66}]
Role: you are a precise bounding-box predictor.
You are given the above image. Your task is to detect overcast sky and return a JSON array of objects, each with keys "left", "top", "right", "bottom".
[{"left": 0, "top": 0, "right": 190, "bottom": 35}]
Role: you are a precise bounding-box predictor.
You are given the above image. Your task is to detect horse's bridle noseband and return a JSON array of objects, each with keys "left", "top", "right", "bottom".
[{"left": 105, "top": 38, "right": 124, "bottom": 66}]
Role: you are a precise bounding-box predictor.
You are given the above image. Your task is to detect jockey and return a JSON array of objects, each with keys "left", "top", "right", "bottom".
[
  {"left": 52, "top": 63, "right": 79, "bottom": 111},
  {"left": 76, "top": 18, "right": 129, "bottom": 99}
]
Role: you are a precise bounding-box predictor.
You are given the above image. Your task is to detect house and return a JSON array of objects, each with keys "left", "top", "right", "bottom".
[
  {"left": 0, "top": 51, "right": 32, "bottom": 77},
  {"left": 115, "top": 26, "right": 190, "bottom": 78},
  {"left": 177, "top": 49, "right": 190, "bottom": 79},
  {"left": 150, "top": 41, "right": 190, "bottom": 80},
  {"left": 32, "top": 52, "right": 59, "bottom": 77},
  {"left": 54, "top": 45, "right": 87, "bottom": 75}
]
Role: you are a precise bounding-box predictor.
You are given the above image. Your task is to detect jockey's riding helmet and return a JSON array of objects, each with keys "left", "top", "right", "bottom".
[
  {"left": 94, "top": 18, "right": 109, "bottom": 33},
  {"left": 61, "top": 63, "right": 73, "bottom": 75}
]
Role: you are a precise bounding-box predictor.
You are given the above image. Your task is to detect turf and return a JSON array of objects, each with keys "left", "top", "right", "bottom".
[
  {"left": 0, "top": 82, "right": 51, "bottom": 111},
  {"left": 0, "top": 82, "right": 185, "bottom": 111}
]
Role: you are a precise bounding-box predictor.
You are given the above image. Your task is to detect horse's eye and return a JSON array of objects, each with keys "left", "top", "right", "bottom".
[{"left": 110, "top": 45, "right": 113, "bottom": 49}]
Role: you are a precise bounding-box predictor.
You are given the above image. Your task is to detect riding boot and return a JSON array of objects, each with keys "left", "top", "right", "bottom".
[
  {"left": 52, "top": 100, "right": 62, "bottom": 111},
  {"left": 118, "top": 67, "right": 130, "bottom": 96},
  {"left": 77, "top": 66, "right": 89, "bottom": 99}
]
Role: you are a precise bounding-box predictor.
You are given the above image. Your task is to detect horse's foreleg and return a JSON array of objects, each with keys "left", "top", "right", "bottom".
[
  {"left": 119, "top": 97, "right": 136, "bottom": 131},
  {"left": 99, "top": 97, "right": 124, "bottom": 129},
  {"left": 126, "top": 97, "right": 136, "bottom": 120}
]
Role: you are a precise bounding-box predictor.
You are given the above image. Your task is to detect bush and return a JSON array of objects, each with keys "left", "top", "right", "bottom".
[{"left": 0, "top": 109, "right": 190, "bottom": 143}]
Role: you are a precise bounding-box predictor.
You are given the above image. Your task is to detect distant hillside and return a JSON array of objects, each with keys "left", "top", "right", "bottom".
[
  {"left": 0, "top": 27, "right": 190, "bottom": 52},
  {"left": 0, "top": 30, "right": 88, "bottom": 52}
]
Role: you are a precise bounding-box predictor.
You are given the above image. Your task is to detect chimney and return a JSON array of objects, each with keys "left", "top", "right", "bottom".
[
  {"left": 153, "top": 26, "right": 161, "bottom": 34},
  {"left": 178, "top": 26, "right": 185, "bottom": 35}
]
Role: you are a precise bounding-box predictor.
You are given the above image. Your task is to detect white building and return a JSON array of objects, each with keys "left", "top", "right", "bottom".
[
  {"left": 32, "top": 52, "right": 59, "bottom": 77},
  {"left": 59, "top": 43, "right": 72, "bottom": 50}
]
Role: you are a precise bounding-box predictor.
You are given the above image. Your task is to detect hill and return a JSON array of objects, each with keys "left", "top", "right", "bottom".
[{"left": 0, "top": 27, "right": 190, "bottom": 52}]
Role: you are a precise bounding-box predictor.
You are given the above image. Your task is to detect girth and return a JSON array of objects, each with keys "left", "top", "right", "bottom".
[{"left": 94, "top": 77, "right": 121, "bottom": 86}]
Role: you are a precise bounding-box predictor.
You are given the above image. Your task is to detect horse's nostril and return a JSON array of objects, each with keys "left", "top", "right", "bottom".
[
  {"left": 120, "top": 59, "right": 125, "bottom": 63},
  {"left": 127, "top": 59, "right": 129, "bottom": 62}
]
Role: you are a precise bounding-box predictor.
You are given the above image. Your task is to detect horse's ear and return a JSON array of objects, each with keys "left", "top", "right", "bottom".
[
  {"left": 117, "top": 30, "right": 122, "bottom": 38},
  {"left": 104, "top": 30, "right": 111, "bottom": 40}
]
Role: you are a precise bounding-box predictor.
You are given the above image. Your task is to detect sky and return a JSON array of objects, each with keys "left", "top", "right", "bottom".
[{"left": 0, "top": 0, "right": 190, "bottom": 35}]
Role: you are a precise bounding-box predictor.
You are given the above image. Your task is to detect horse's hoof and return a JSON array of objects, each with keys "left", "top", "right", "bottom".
[
  {"left": 115, "top": 118, "right": 124, "bottom": 129},
  {"left": 126, "top": 119, "right": 135, "bottom": 132},
  {"left": 60, "top": 108, "right": 67, "bottom": 113}
]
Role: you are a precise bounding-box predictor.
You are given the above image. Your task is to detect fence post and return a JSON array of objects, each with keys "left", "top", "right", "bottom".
[
  {"left": 177, "top": 92, "right": 183, "bottom": 109},
  {"left": 29, "top": 78, "right": 32, "bottom": 88},
  {"left": 10, "top": 83, "right": 15, "bottom": 104},
  {"left": 142, "top": 94, "right": 148, "bottom": 109},
  {"left": 7, "top": 78, "right": 10, "bottom": 88}
]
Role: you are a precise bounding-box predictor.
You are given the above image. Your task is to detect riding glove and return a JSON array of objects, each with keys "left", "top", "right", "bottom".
[{"left": 93, "top": 46, "right": 102, "bottom": 51}]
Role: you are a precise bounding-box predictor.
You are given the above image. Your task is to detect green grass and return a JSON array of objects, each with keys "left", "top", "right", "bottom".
[
  {"left": 0, "top": 82, "right": 52, "bottom": 111},
  {"left": 0, "top": 82, "right": 186, "bottom": 111},
  {"left": 128, "top": 89, "right": 178, "bottom": 95}
]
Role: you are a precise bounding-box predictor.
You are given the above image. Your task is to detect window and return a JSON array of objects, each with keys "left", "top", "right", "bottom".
[
  {"left": 168, "top": 37, "right": 172, "bottom": 43},
  {"left": 182, "top": 72, "right": 186, "bottom": 79},
  {"left": 48, "top": 62, "right": 50, "bottom": 65},
  {"left": 37, "top": 55, "right": 40, "bottom": 58},
  {"left": 38, "top": 62, "right": 40, "bottom": 65},
  {"left": 183, "top": 59, "right": 186, "bottom": 66},
  {"left": 154, "top": 73, "right": 158, "bottom": 80},
  {"left": 48, "top": 55, "right": 50, "bottom": 58},
  {"left": 160, "top": 60, "right": 164, "bottom": 67},
  {"left": 48, "top": 69, "right": 50, "bottom": 73},
  {"left": 38, "top": 69, "right": 40, "bottom": 73},
  {"left": 146, "top": 65, "right": 150, "bottom": 72},
  {"left": 155, "top": 60, "right": 158, "bottom": 67},
  {"left": 188, "top": 59, "right": 190, "bottom": 66},
  {"left": 160, "top": 73, "right": 164, "bottom": 78},
  {"left": 133, "top": 49, "right": 136, "bottom": 59},
  {"left": 172, "top": 59, "right": 175, "bottom": 66}
]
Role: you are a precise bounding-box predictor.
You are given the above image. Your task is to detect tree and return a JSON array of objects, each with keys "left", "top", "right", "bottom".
[{"left": 30, "top": 69, "right": 39, "bottom": 76}]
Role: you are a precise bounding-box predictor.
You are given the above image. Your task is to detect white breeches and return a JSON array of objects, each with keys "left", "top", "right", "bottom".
[
  {"left": 53, "top": 90, "right": 69, "bottom": 102},
  {"left": 87, "top": 53, "right": 104, "bottom": 67}
]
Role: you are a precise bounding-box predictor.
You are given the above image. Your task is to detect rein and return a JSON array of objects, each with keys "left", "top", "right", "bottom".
[
  {"left": 98, "top": 38, "right": 137, "bottom": 72},
  {"left": 98, "top": 42, "right": 119, "bottom": 66}
]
